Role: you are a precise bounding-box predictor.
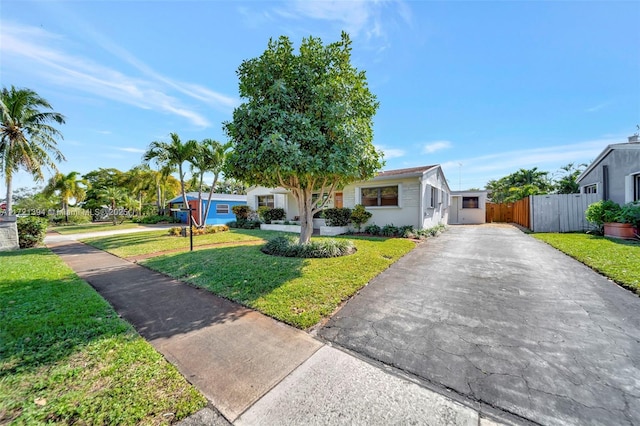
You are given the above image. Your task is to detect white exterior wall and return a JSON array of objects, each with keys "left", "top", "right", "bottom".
[
  {"left": 343, "top": 178, "right": 420, "bottom": 228},
  {"left": 449, "top": 191, "right": 487, "bottom": 224},
  {"left": 343, "top": 168, "right": 450, "bottom": 229},
  {"left": 420, "top": 168, "right": 450, "bottom": 229}
]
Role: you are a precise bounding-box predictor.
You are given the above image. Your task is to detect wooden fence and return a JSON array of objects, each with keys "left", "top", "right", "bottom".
[
  {"left": 486, "top": 193, "right": 601, "bottom": 232},
  {"left": 486, "top": 197, "right": 529, "bottom": 228}
]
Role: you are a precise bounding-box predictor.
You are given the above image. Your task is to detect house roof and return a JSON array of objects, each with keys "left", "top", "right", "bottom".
[
  {"left": 376, "top": 165, "right": 438, "bottom": 178},
  {"left": 577, "top": 141, "right": 640, "bottom": 183},
  {"left": 168, "top": 192, "right": 247, "bottom": 203}
]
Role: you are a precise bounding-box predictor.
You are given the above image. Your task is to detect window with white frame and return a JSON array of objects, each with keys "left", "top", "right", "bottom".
[
  {"left": 429, "top": 186, "right": 438, "bottom": 208},
  {"left": 216, "top": 204, "right": 229, "bottom": 214},
  {"left": 361, "top": 186, "right": 398, "bottom": 207},
  {"left": 635, "top": 174, "right": 640, "bottom": 201},
  {"left": 584, "top": 184, "right": 597, "bottom": 194},
  {"left": 257, "top": 195, "right": 274, "bottom": 208}
]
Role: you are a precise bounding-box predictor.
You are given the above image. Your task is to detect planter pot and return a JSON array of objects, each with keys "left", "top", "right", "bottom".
[
  {"left": 603, "top": 222, "right": 636, "bottom": 239},
  {"left": 319, "top": 225, "right": 350, "bottom": 236},
  {"left": 260, "top": 224, "right": 301, "bottom": 233}
]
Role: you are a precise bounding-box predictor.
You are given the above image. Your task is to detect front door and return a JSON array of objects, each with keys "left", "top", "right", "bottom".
[
  {"left": 334, "top": 192, "right": 343, "bottom": 208},
  {"left": 450, "top": 196, "right": 459, "bottom": 224}
]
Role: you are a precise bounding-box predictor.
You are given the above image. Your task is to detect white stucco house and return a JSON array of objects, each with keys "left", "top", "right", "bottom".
[
  {"left": 246, "top": 165, "right": 451, "bottom": 230},
  {"left": 449, "top": 190, "right": 488, "bottom": 224}
]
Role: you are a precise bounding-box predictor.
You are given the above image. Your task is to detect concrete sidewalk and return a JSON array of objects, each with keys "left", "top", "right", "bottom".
[{"left": 47, "top": 238, "right": 511, "bottom": 425}]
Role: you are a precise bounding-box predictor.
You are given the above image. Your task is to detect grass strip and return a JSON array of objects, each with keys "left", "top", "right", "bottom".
[
  {"left": 533, "top": 233, "right": 640, "bottom": 294},
  {"left": 0, "top": 249, "right": 206, "bottom": 424},
  {"left": 140, "top": 236, "right": 415, "bottom": 329},
  {"left": 82, "top": 228, "right": 273, "bottom": 258},
  {"left": 49, "top": 221, "right": 142, "bottom": 235}
]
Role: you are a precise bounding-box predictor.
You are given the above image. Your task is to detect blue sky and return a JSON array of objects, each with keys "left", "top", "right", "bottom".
[{"left": 2, "top": 0, "right": 639, "bottom": 192}]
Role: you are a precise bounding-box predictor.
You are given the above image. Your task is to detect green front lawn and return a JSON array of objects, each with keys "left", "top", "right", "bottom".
[
  {"left": 82, "top": 229, "right": 416, "bottom": 329},
  {"left": 50, "top": 221, "right": 142, "bottom": 235},
  {"left": 0, "top": 249, "right": 206, "bottom": 424},
  {"left": 82, "top": 228, "right": 279, "bottom": 258},
  {"left": 533, "top": 233, "right": 640, "bottom": 294}
]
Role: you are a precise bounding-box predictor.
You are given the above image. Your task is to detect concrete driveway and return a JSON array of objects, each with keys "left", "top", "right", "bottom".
[{"left": 320, "top": 225, "right": 640, "bottom": 426}]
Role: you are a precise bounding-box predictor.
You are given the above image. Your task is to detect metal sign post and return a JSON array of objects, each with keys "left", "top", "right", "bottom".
[{"left": 171, "top": 206, "right": 195, "bottom": 251}]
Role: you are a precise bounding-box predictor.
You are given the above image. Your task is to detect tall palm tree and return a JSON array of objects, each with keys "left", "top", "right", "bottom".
[
  {"left": 143, "top": 133, "right": 197, "bottom": 219},
  {"left": 0, "top": 86, "right": 66, "bottom": 215},
  {"left": 190, "top": 139, "right": 229, "bottom": 227},
  {"left": 43, "top": 171, "right": 86, "bottom": 222},
  {"left": 98, "top": 187, "right": 126, "bottom": 225}
]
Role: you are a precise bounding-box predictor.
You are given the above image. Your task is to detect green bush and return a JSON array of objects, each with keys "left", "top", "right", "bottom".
[
  {"left": 364, "top": 224, "right": 381, "bottom": 235},
  {"left": 168, "top": 225, "right": 229, "bottom": 236},
  {"left": 270, "top": 208, "right": 286, "bottom": 221},
  {"left": 323, "top": 208, "right": 352, "bottom": 227},
  {"left": 399, "top": 225, "right": 416, "bottom": 238},
  {"left": 585, "top": 200, "right": 622, "bottom": 232},
  {"left": 350, "top": 204, "right": 372, "bottom": 231},
  {"left": 261, "top": 236, "right": 356, "bottom": 258},
  {"left": 257, "top": 206, "right": 271, "bottom": 223},
  {"left": 381, "top": 224, "right": 399, "bottom": 237},
  {"left": 416, "top": 224, "right": 446, "bottom": 238},
  {"left": 236, "top": 219, "right": 261, "bottom": 229},
  {"left": 132, "top": 215, "right": 179, "bottom": 224},
  {"left": 17, "top": 216, "right": 48, "bottom": 248},
  {"left": 232, "top": 205, "right": 251, "bottom": 220},
  {"left": 618, "top": 202, "right": 640, "bottom": 228}
]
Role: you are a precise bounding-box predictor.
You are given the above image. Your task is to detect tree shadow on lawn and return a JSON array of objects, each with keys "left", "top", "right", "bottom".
[
  {"left": 82, "top": 231, "right": 167, "bottom": 251},
  {"left": 142, "top": 244, "right": 306, "bottom": 304}
]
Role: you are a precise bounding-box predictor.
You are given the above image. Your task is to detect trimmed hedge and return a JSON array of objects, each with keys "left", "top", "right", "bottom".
[
  {"left": 323, "top": 208, "right": 352, "bottom": 227},
  {"left": 261, "top": 236, "right": 356, "bottom": 258}
]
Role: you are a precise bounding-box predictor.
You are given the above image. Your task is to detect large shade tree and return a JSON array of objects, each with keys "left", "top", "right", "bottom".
[
  {"left": 43, "top": 171, "right": 86, "bottom": 222},
  {"left": 0, "top": 86, "right": 66, "bottom": 215},
  {"left": 143, "top": 133, "right": 197, "bottom": 220},
  {"left": 224, "top": 32, "right": 383, "bottom": 244}
]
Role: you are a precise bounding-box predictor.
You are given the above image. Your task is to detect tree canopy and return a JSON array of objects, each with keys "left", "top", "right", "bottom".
[{"left": 224, "top": 32, "right": 383, "bottom": 243}]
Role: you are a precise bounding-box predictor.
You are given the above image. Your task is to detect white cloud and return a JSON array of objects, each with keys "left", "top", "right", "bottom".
[
  {"left": 376, "top": 145, "right": 405, "bottom": 159},
  {"left": 586, "top": 101, "right": 611, "bottom": 113},
  {"left": 422, "top": 140, "right": 452, "bottom": 154},
  {"left": 273, "top": 0, "right": 411, "bottom": 40},
  {"left": 439, "top": 138, "right": 615, "bottom": 189},
  {"left": 0, "top": 21, "right": 237, "bottom": 128},
  {"left": 117, "top": 147, "right": 146, "bottom": 154}
]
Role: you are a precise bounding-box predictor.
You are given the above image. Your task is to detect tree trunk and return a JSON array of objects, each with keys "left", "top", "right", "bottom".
[
  {"left": 195, "top": 173, "right": 204, "bottom": 228},
  {"left": 178, "top": 164, "right": 190, "bottom": 224},
  {"left": 296, "top": 188, "right": 314, "bottom": 245},
  {"left": 63, "top": 199, "right": 69, "bottom": 223},
  {"left": 202, "top": 173, "right": 220, "bottom": 229},
  {"left": 5, "top": 176, "right": 12, "bottom": 216}
]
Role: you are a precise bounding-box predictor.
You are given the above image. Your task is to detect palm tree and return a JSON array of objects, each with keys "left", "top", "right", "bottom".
[
  {"left": 143, "top": 133, "right": 197, "bottom": 219},
  {"left": 190, "top": 139, "right": 229, "bottom": 227},
  {"left": 0, "top": 86, "right": 66, "bottom": 215},
  {"left": 43, "top": 171, "right": 86, "bottom": 222},
  {"left": 99, "top": 187, "right": 126, "bottom": 225}
]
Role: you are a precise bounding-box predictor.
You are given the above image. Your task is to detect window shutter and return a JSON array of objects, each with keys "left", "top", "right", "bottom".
[{"left": 625, "top": 175, "right": 633, "bottom": 203}]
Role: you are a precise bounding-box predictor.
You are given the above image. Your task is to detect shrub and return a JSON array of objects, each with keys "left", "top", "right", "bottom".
[
  {"left": 381, "top": 224, "right": 399, "bottom": 237},
  {"left": 257, "top": 206, "right": 272, "bottom": 223},
  {"left": 270, "top": 208, "right": 286, "bottom": 221},
  {"left": 239, "top": 219, "right": 261, "bottom": 229},
  {"left": 261, "top": 236, "right": 356, "bottom": 258},
  {"left": 399, "top": 225, "right": 416, "bottom": 238},
  {"left": 618, "top": 202, "right": 640, "bottom": 228},
  {"left": 227, "top": 220, "right": 238, "bottom": 228},
  {"left": 416, "top": 224, "right": 446, "bottom": 238},
  {"left": 17, "top": 216, "right": 48, "bottom": 248},
  {"left": 350, "top": 204, "right": 372, "bottom": 232},
  {"left": 232, "top": 205, "right": 251, "bottom": 220},
  {"left": 364, "top": 224, "right": 381, "bottom": 236},
  {"left": 322, "top": 207, "right": 352, "bottom": 227},
  {"left": 132, "top": 214, "right": 179, "bottom": 224},
  {"left": 585, "top": 200, "right": 622, "bottom": 232},
  {"left": 168, "top": 225, "right": 229, "bottom": 236}
]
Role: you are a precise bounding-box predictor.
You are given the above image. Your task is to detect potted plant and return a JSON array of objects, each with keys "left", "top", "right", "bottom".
[
  {"left": 587, "top": 200, "right": 639, "bottom": 239},
  {"left": 616, "top": 202, "right": 640, "bottom": 238}
]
